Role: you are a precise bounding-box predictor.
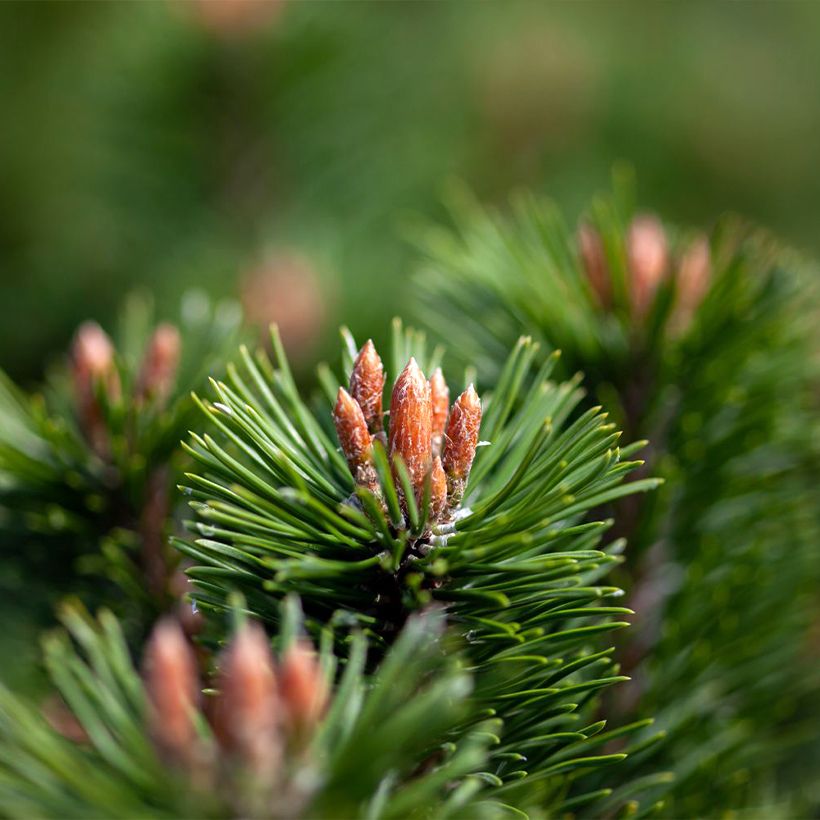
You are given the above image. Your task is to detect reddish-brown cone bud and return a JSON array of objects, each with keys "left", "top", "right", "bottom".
[
  {"left": 137, "top": 323, "right": 181, "bottom": 405},
  {"left": 214, "top": 622, "right": 280, "bottom": 775},
  {"left": 350, "top": 340, "right": 385, "bottom": 434},
  {"left": 279, "top": 640, "right": 329, "bottom": 738},
  {"left": 429, "top": 368, "right": 450, "bottom": 458},
  {"left": 429, "top": 455, "right": 447, "bottom": 523},
  {"left": 333, "top": 387, "right": 378, "bottom": 491},
  {"left": 670, "top": 235, "right": 711, "bottom": 336},
  {"left": 72, "top": 322, "right": 116, "bottom": 377},
  {"left": 71, "top": 322, "right": 121, "bottom": 456},
  {"left": 442, "top": 385, "right": 482, "bottom": 509},
  {"left": 578, "top": 223, "right": 612, "bottom": 309},
  {"left": 627, "top": 214, "right": 669, "bottom": 320},
  {"left": 389, "top": 358, "right": 433, "bottom": 506},
  {"left": 143, "top": 619, "right": 200, "bottom": 766},
  {"left": 334, "top": 387, "right": 371, "bottom": 468}
]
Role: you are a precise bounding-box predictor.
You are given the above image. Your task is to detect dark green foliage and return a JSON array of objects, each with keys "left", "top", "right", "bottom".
[
  {"left": 0, "top": 293, "right": 241, "bottom": 639},
  {"left": 412, "top": 178, "right": 820, "bottom": 813},
  {"left": 176, "top": 321, "right": 663, "bottom": 814}
]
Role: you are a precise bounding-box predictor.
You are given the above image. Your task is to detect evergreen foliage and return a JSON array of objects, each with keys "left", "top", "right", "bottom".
[
  {"left": 0, "top": 600, "right": 500, "bottom": 819},
  {"left": 411, "top": 176, "right": 820, "bottom": 813},
  {"left": 0, "top": 292, "right": 241, "bottom": 639},
  {"left": 0, "top": 6, "right": 817, "bottom": 810},
  {"left": 0, "top": 166, "right": 816, "bottom": 815},
  {"left": 174, "top": 321, "right": 664, "bottom": 814}
]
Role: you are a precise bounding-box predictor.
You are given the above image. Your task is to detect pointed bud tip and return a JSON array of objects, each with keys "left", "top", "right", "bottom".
[
  {"left": 354, "top": 338, "right": 381, "bottom": 370},
  {"left": 335, "top": 384, "right": 354, "bottom": 406},
  {"left": 350, "top": 340, "right": 385, "bottom": 434},
  {"left": 73, "top": 322, "right": 115, "bottom": 374},
  {"left": 335, "top": 386, "right": 367, "bottom": 421},
  {"left": 628, "top": 213, "right": 669, "bottom": 317},
  {"left": 138, "top": 324, "right": 181, "bottom": 402},
  {"left": 147, "top": 324, "right": 181, "bottom": 366},
  {"left": 229, "top": 621, "right": 274, "bottom": 673},
  {"left": 454, "top": 384, "right": 481, "bottom": 414},
  {"left": 395, "top": 357, "right": 428, "bottom": 391},
  {"left": 280, "top": 639, "right": 329, "bottom": 733},
  {"left": 146, "top": 617, "right": 188, "bottom": 659},
  {"left": 152, "top": 322, "right": 181, "bottom": 348}
]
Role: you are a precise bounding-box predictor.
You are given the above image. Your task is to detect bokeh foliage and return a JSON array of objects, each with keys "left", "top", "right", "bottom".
[
  {"left": 411, "top": 178, "right": 820, "bottom": 814},
  {"left": 1, "top": 2, "right": 819, "bottom": 814},
  {"left": 3, "top": 2, "right": 820, "bottom": 379}
]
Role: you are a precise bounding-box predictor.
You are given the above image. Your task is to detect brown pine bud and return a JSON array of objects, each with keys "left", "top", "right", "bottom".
[
  {"left": 279, "top": 639, "right": 329, "bottom": 739},
  {"left": 72, "top": 322, "right": 117, "bottom": 386},
  {"left": 429, "top": 368, "right": 449, "bottom": 458},
  {"left": 143, "top": 618, "right": 200, "bottom": 766},
  {"left": 670, "top": 234, "right": 711, "bottom": 336},
  {"left": 137, "top": 323, "right": 181, "bottom": 405},
  {"left": 71, "top": 322, "right": 121, "bottom": 456},
  {"left": 389, "top": 358, "right": 432, "bottom": 506},
  {"left": 350, "top": 339, "right": 385, "bottom": 434},
  {"left": 442, "top": 385, "right": 482, "bottom": 509},
  {"left": 627, "top": 214, "right": 669, "bottom": 320},
  {"left": 429, "top": 455, "right": 447, "bottom": 523},
  {"left": 333, "top": 387, "right": 379, "bottom": 491},
  {"left": 214, "top": 622, "right": 280, "bottom": 775},
  {"left": 578, "top": 223, "right": 612, "bottom": 309}
]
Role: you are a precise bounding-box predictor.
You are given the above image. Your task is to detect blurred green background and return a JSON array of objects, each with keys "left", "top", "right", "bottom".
[{"left": 2, "top": 1, "right": 820, "bottom": 380}]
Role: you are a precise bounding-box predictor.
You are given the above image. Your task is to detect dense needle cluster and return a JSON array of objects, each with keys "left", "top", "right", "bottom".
[
  {"left": 411, "top": 184, "right": 820, "bottom": 815},
  {"left": 0, "top": 293, "right": 241, "bottom": 637},
  {"left": 171, "top": 321, "right": 662, "bottom": 814},
  {"left": 71, "top": 320, "right": 181, "bottom": 458},
  {"left": 333, "top": 340, "right": 481, "bottom": 533},
  {"left": 0, "top": 602, "right": 490, "bottom": 819}
]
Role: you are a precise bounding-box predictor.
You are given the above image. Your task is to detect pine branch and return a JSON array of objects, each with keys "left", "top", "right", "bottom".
[
  {"left": 0, "top": 291, "right": 242, "bottom": 632},
  {"left": 176, "top": 320, "right": 662, "bottom": 814},
  {"left": 409, "top": 175, "right": 820, "bottom": 813},
  {"left": 0, "top": 600, "right": 499, "bottom": 819}
]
